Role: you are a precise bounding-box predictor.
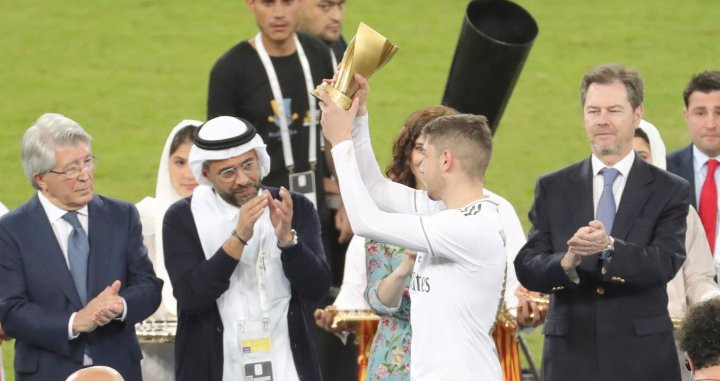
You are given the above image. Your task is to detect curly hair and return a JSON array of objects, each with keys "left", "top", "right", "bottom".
[
  {"left": 385, "top": 105, "right": 458, "bottom": 188},
  {"left": 680, "top": 298, "right": 720, "bottom": 370}
]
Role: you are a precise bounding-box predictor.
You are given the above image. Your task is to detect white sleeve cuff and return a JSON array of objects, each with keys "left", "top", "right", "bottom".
[
  {"left": 68, "top": 312, "right": 79, "bottom": 340},
  {"left": 352, "top": 113, "right": 370, "bottom": 145},
  {"left": 119, "top": 297, "right": 127, "bottom": 322},
  {"left": 366, "top": 281, "right": 402, "bottom": 315}
]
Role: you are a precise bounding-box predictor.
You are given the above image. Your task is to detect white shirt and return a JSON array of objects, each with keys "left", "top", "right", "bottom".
[
  {"left": 37, "top": 191, "right": 89, "bottom": 268},
  {"left": 331, "top": 138, "right": 505, "bottom": 381},
  {"left": 333, "top": 235, "right": 371, "bottom": 310},
  {"left": 692, "top": 145, "right": 720, "bottom": 257},
  {"left": 591, "top": 150, "right": 635, "bottom": 218},
  {"left": 409, "top": 199, "right": 506, "bottom": 381},
  {"left": 0, "top": 202, "right": 8, "bottom": 216},
  {"left": 37, "top": 192, "right": 127, "bottom": 365},
  {"left": 191, "top": 186, "right": 298, "bottom": 381}
]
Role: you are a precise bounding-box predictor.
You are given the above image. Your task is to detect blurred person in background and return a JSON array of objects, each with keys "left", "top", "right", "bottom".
[
  {"left": 667, "top": 70, "right": 720, "bottom": 279},
  {"left": 633, "top": 120, "right": 720, "bottom": 381},
  {"left": 135, "top": 120, "right": 202, "bottom": 380},
  {"left": 298, "top": 0, "right": 347, "bottom": 68},
  {"left": 679, "top": 298, "right": 720, "bottom": 380},
  {"left": 0, "top": 201, "right": 6, "bottom": 381}
]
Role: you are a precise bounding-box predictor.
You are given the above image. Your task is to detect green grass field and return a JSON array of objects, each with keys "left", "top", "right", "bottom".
[{"left": 1, "top": 0, "right": 718, "bottom": 379}]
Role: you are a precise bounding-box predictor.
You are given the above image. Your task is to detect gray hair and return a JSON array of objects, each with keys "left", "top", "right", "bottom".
[{"left": 21, "top": 113, "right": 92, "bottom": 189}]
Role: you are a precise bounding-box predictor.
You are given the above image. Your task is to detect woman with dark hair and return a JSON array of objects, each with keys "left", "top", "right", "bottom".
[{"left": 135, "top": 119, "right": 203, "bottom": 380}]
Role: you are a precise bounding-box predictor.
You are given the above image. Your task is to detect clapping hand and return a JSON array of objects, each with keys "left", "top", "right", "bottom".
[{"left": 266, "top": 187, "right": 294, "bottom": 246}]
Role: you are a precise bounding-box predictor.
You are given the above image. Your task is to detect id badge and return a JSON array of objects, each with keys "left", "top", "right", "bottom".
[
  {"left": 240, "top": 324, "right": 274, "bottom": 381},
  {"left": 243, "top": 361, "right": 273, "bottom": 381},
  {"left": 289, "top": 170, "right": 317, "bottom": 208}
]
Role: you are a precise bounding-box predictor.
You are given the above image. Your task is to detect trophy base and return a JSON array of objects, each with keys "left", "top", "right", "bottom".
[{"left": 310, "top": 83, "right": 353, "bottom": 110}]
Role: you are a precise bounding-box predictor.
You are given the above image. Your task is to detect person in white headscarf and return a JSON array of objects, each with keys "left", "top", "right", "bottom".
[
  {"left": 136, "top": 120, "right": 203, "bottom": 316},
  {"left": 162, "top": 116, "right": 330, "bottom": 381},
  {"left": 633, "top": 119, "right": 720, "bottom": 381},
  {"left": 134, "top": 119, "right": 202, "bottom": 380}
]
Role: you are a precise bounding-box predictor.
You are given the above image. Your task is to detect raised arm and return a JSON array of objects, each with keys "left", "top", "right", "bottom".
[
  {"left": 330, "top": 140, "right": 429, "bottom": 252},
  {"left": 337, "top": 75, "right": 443, "bottom": 215}
]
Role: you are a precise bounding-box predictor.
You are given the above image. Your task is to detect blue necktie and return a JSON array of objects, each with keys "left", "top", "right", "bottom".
[
  {"left": 62, "top": 211, "right": 89, "bottom": 305},
  {"left": 597, "top": 168, "right": 621, "bottom": 235}
]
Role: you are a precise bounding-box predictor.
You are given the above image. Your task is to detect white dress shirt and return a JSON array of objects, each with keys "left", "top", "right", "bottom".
[
  {"left": 37, "top": 192, "right": 126, "bottom": 348},
  {"left": 691, "top": 146, "right": 720, "bottom": 278},
  {"left": 692, "top": 146, "right": 720, "bottom": 255},
  {"left": 591, "top": 150, "right": 635, "bottom": 218}
]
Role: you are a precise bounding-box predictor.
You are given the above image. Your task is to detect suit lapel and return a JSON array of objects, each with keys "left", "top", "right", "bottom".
[
  {"left": 87, "top": 195, "right": 112, "bottom": 299},
  {"left": 613, "top": 156, "right": 653, "bottom": 240},
  {"left": 27, "top": 195, "right": 84, "bottom": 309},
  {"left": 567, "top": 158, "right": 595, "bottom": 229},
  {"left": 680, "top": 145, "right": 696, "bottom": 207},
  {"left": 567, "top": 158, "right": 598, "bottom": 272}
]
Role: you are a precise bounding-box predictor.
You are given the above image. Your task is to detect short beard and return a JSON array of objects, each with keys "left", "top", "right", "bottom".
[
  {"left": 593, "top": 143, "right": 621, "bottom": 157},
  {"left": 216, "top": 181, "right": 261, "bottom": 208}
]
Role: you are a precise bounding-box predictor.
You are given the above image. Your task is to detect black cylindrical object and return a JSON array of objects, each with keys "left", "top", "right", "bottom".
[{"left": 442, "top": 0, "right": 538, "bottom": 135}]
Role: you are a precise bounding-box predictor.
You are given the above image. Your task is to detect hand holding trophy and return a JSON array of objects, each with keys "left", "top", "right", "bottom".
[{"left": 311, "top": 22, "right": 398, "bottom": 109}]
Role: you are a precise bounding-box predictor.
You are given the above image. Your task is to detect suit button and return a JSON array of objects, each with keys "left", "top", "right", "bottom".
[
  {"left": 217, "top": 326, "right": 222, "bottom": 332},
  {"left": 596, "top": 287, "right": 605, "bottom": 295}
]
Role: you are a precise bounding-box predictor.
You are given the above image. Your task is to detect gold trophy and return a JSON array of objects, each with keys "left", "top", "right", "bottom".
[{"left": 311, "top": 22, "right": 399, "bottom": 109}]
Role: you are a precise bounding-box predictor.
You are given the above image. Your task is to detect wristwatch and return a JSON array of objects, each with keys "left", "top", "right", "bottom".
[
  {"left": 600, "top": 236, "right": 615, "bottom": 261},
  {"left": 278, "top": 229, "right": 299, "bottom": 249}
]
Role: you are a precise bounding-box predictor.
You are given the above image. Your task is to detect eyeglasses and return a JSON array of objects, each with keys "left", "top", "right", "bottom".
[
  {"left": 47, "top": 156, "right": 97, "bottom": 179},
  {"left": 216, "top": 159, "right": 259, "bottom": 183}
]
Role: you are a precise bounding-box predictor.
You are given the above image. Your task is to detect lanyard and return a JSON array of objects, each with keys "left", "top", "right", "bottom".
[
  {"left": 322, "top": 48, "right": 339, "bottom": 153},
  {"left": 238, "top": 223, "right": 272, "bottom": 333},
  {"left": 330, "top": 49, "right": 338, "bottom": 74},
  {"left": 255, "top": 33, "right": 317, "bottom": 172}
]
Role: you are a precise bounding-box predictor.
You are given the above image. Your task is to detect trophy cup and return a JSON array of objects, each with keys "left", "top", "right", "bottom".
[{"left": 311, "top": 22, "right": 399, "bottom": 109}]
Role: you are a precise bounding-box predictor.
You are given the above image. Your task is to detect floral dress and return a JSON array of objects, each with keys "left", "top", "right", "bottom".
[{"left": 364, "top": 239, "right": 412, "bottom": 381}]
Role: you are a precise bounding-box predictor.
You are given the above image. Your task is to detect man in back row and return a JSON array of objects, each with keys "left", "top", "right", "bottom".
[
  {"left": 298, "top": 0, "right": 347, "bottom": 68},
  {"left": 319, "top": 76, "right": 507, "bottom": 380},
  {"left": 667, "top": 70, "right": 720, "bottom": 276},
  {"left": 207, "top": 0, "right": 333, "bottom": 208}
]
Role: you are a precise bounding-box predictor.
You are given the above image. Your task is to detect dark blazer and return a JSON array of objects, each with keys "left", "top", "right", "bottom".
[
  {"left": 163, "top": 187, "right": 330, "bottom": 381},
  {"left": 514, "top": 155, "right": 689, "bottom": 381},
  {"left": 0, "top": 194, "right": 162, "bottom": 381},
  {"left": 667, "top": 144, "right": 697, "bottom": 207}
]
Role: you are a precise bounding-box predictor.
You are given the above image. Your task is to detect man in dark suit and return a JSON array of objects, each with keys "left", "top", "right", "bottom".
[
  {"left": 514, "top": 64, "right": 689, "bottom": 381},
  {"left": 666, "top": 71, "right": 720, "bottom": 258},
  {"left": 0, "top": 113, "right": 162, "bottom": 381}
]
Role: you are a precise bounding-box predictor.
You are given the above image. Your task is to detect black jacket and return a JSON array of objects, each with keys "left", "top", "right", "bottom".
[{"left": 163, "top": 187, "right": 330, "bottom": 381}]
